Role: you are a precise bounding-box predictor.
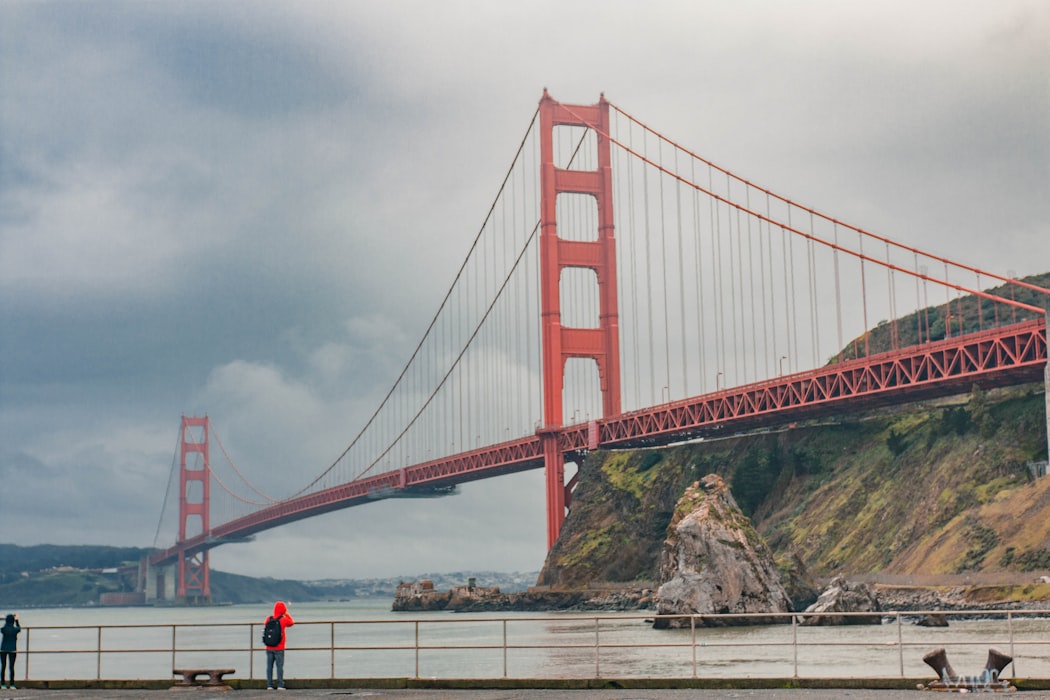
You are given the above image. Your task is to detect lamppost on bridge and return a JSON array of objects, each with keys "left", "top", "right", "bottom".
[
  {"left": 716, "top": 371, "right": 724, "bottom": 391},
  {"left": 780, "top": 355, "right": 789, "bottom": 376}
]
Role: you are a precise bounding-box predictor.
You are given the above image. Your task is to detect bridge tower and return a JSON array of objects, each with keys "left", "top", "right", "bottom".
[
  {"left": 177, "top": 415, "right": 211, "bottom": 602},
  {"left": 537, "top": 91, "right": 621, "bottom": 548}
]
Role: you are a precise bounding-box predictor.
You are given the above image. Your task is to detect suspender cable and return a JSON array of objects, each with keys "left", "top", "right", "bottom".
[
  {"left": 736, "top": 206, "right": 747, "bottom": 381},
  {"left": 859, "top": 231, "right": 869, "bottom": 356},
  {"left": 780, "top": 223, "right": 791, "bottom": 372},
  {"left": 676, "top": 149, "right": 688, "bottom": 396},
  {"left": 726, "top": 174, "right": 739, "bottom": 384},
  {"left": 755, "top": 188, "right": 769, "bottom": 378},
  {"left": 788, "top": 207, "right": 800, "bottom": 372},
  {"left": 944, "top": 262, "right": 951, "bottom": 337},
  {"left": 976, "top": 273, "right": 983, "bottom": 332},
  {"left": 808, "top": 212, "right": 819, "bottom": 369},
  {"left": 711, "top": 167, "right": 725, "bottom": 388},
  {"left": 692, "top": 158, "right": 707, "bottom": 394},
  {"left": 643, "top": 130, "right": 656, "bottom": 404},
  {"left": 627, "top": 127, "right": 641, "bottom": 409},
  {"left": 660, "top": 141, "right": 672, "bottom": 398},
  {"left": 886, "top": 241, "right": 897, "bottom": 351},
  {"left": 834, "top": 223, "right": 844, "bottom": 361},
  {"left": 746, "top": 187, "right": 759, "bottom": 381},
  {"left": 766, "top": 193, "right": 777, "bottom": 376}
]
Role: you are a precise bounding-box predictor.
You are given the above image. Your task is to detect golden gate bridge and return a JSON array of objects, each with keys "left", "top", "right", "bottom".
[{"left": 144, "top": 91, "right": 1049, "bottom": 602}]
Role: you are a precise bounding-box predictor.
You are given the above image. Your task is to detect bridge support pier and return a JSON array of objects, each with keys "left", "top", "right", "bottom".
[
  {"left": 539, "top": 428, "right": 565, "bottom": 548},
  {"left": 143, "top": 561, "right": 177, "bottom": 603},
  {"left": 1045, "top": 301, "right": 1049, "bottom": 465}
]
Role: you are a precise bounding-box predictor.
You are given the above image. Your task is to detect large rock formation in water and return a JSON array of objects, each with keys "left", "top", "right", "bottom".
[{"left": 654, "top": 474, "right": 792, "bottom": 627}]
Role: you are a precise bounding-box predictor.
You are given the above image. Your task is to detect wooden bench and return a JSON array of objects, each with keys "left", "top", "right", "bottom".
[{"left": 172, "top": 668, "right": 235, "bottom": 689}]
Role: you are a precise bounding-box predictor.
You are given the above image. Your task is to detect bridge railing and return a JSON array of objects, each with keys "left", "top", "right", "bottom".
[{"left": 13, "top": 609, "right": 1050, "bottom": 683}]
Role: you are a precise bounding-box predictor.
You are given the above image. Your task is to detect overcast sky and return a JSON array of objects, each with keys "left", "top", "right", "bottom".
[{"left": 1, "top": 1, "right": 1047, "bottom": 582}]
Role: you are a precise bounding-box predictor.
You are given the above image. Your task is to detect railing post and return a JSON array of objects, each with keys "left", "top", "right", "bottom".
[
  {"left": 96, "top": 625, "right": 102, "bottom": 680},
  {"left": 23, "top": 627, "right": 30, "bottom": 682},
  {"left": 593, "top": 617, "right": 601, "bottom": 678},
  {"left": 330, "top": 622, "right": 335, "bottom": 679},
  {"left": 896, "top": 613, "right": 904, "bottom": 677},
  {"left": 502, "top": 620, "right": 508, "bottom": 679},
  {"left": 691, "top": 615, "right": 698, "bottom": 678},
  {"left": 414, "top": 621, "right": 420, "bottom": 679},
  {"left": 249, "top": 624, "right": 255, "bottom": 680},
  {"left": 792, "top": 614, "right": 798, "bottom": 678},
  {"left": 1008, "top": 611, "right": 1015, "bottom": 678}
]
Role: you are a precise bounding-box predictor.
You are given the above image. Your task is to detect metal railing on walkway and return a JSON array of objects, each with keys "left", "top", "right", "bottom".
[{"left": 13, "top": 609, "right": 1050, "bottom": 683}]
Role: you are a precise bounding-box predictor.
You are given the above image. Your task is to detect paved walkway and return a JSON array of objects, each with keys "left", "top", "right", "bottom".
[{"left": 3, "top": 689, "right": 1050, "bottom": 699}]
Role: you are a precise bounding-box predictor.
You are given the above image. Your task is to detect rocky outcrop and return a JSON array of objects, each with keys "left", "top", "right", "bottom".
[
  {"left": 801, "top": 575, "right": 881, "bottom": 625},
  {"left": 537, "top": 450, "right": 679, "bottom": 589},
  {"left": 451, "top": 588, "right": 653, "bottom": 613},
  {"left": 654, "top": 474, "right": 792, "bottom": 627},
  {"left": 393, "top": 577, "right": 524, "bottom": 612},
  {"left": 392, "top": 580, "right": 452, "bottom": 611},
  {"left": 393, "top": 579, "right": 654, "bottom": 613},
  {"left": 916, "top": 613, "right": 949, "bottom": 627},
  {"left": 777, "top": 550, "right": 821, "bottom": 610}
]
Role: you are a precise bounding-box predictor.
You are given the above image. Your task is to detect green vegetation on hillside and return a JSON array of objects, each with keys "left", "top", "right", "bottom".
[
  {"left": 540, "top": 383, "right": 1048, "bottom": 589},
  {"left": 835, "top": 271, "right": 1049, "bottom": 361},
  {"left": 0, "top": 544, "right": 534, "bottom": 606},
  {"left": 761, "top": 385, "right": 1047, "bottom": 576},
  {"left": 0, "top": 544, "right": 152, "bottom": 575}
]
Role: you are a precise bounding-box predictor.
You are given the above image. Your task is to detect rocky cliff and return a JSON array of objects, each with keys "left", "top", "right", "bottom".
[{"left": 539, "top": 383, "right": 1049, "bottom": 599}]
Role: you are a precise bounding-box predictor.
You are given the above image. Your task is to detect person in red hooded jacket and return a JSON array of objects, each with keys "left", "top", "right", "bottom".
[{"left": 263, "top": 601, "right": 295, "bottom": 690}]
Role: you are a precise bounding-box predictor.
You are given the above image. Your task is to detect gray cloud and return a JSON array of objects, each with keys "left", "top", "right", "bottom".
[{"left": 1, "top": 0, "right": 1046, "bottom": 579}]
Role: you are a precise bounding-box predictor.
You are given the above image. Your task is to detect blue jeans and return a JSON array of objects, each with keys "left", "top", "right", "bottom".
[{"left": 265, "top": 649, "right": 285, "bottom": 688}]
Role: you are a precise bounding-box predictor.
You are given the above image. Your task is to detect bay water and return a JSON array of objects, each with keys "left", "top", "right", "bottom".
[{"left": 10, "top": 601, "right": 1050, "bottom": 683}]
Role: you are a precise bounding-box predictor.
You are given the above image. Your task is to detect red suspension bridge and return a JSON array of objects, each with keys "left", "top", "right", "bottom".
[{"left": 146, "top": 92, "right": 1049, "bottom": 602}]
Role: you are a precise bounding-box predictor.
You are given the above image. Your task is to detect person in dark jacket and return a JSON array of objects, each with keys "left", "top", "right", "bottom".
[
  {"left": 1, "top": 613, "right": 20, "bottom": 690},
  {"left": 263, "top": 601, "right": 295, "bottom": 690}
]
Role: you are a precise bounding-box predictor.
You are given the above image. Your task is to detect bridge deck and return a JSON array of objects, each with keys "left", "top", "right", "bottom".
[{"left": 153, "top": 318, "right": 1046, "bottom": 566}]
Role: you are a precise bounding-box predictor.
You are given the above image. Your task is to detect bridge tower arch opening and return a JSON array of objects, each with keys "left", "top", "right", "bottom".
[
  {"left": 178, "top": 415, "right": 211, "bottom": 603},
  {"left": 538, "top": 91, "right": 621, "bottom": 548}
]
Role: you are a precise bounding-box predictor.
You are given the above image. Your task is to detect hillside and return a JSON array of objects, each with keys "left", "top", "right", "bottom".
[
  {"left": 0, "top": 544, "right": 536, "bottom": 606},
  {"left": 539, "top": 383, "right": 1049, "bottom": 592},
  {"left": 835, "top": 271, "right": 1048, "bottom": 361}
]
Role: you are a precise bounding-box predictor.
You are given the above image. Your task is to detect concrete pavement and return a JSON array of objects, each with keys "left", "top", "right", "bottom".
[{"left": 3, "top": 688, "right": 1050, "bottom": 699}]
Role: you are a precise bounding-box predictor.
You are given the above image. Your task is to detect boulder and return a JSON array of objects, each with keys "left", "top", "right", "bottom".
[
  {"left": 653, "top": 474, "right": 792, "bottom": 627},
  {"left": 801, "top": 575, "right": 881, "bottom": 625},
  {"left": 916, "top": 613, "right": 949, "bottom": 627}
]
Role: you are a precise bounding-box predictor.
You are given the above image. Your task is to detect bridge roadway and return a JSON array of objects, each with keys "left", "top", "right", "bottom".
[{"left": 154, "top": 317, "right": 1047, "bottom": 566}]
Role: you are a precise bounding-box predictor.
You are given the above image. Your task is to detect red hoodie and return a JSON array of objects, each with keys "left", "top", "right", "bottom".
[{"left": 264, "top": 601, "right": 295, "bottom": 650}]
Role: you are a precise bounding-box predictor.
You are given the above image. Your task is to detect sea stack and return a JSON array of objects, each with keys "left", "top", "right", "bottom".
[{"left": 654, "top": 474, "right": 792, "bottom": 627}]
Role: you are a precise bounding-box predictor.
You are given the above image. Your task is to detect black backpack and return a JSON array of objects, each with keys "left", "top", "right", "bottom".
[{"left": 262, "top": 614, "right": 283, "bottom": 647}]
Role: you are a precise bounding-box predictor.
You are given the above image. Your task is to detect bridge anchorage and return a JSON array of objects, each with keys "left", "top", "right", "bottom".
[{"left": 143, "top": 92, "right": 1049, "bottom": 604}]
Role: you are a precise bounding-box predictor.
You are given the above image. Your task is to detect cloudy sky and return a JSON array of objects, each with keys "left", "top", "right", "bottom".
[{"left": 1, "top": 1, "right": 1047, "bottom": 581}]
